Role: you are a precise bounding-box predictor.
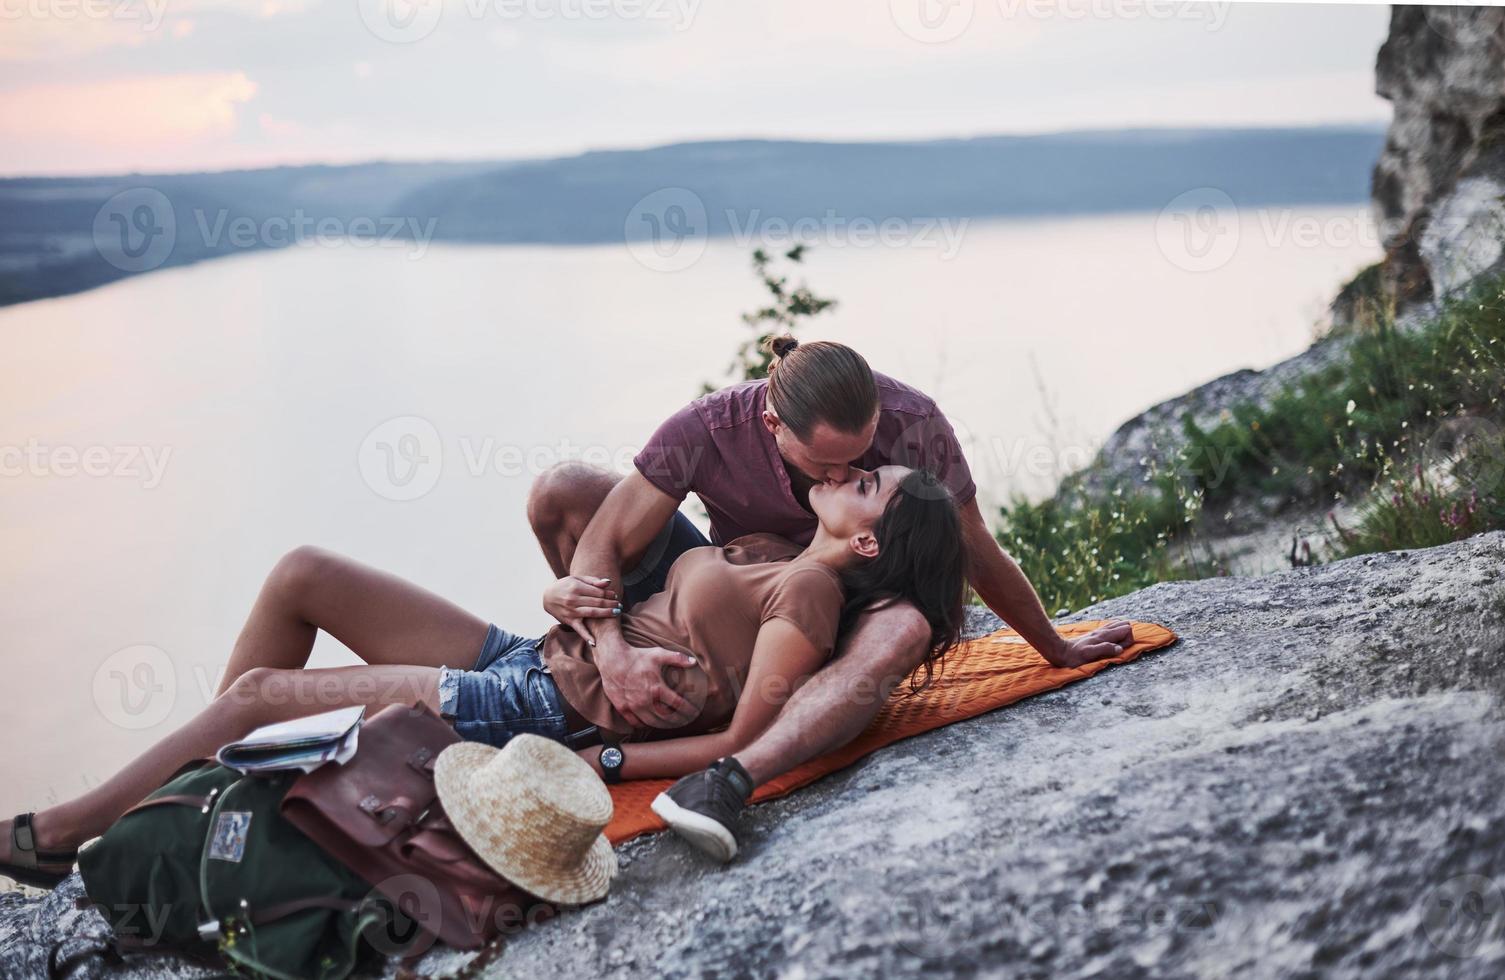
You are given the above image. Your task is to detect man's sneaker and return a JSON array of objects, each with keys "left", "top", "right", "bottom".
[{"left": 650, "top": 757, "right": 753, "bottom": 863}]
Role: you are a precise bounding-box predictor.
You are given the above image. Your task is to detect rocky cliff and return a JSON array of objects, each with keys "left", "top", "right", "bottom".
[
  {"left": 1373, "top": 5, "right": 1505, "bottom": 305},
  {"left": 1079, "top": 6, "right": 1505, "bottom": 567},
  {"left": 3, "top": 531, "right": 1503, "bottom": 978}
]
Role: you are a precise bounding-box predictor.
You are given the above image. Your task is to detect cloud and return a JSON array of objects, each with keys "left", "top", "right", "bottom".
[{"left": 0, "top": 72, "right": 258, "bottom": 170}]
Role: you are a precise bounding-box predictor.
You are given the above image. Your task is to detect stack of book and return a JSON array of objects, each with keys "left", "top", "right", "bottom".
[{"left": 216, "top": 705, "right": 364, "bottom": 774}]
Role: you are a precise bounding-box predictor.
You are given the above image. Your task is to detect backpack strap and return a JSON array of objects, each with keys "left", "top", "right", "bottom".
[{"left": 249, "top": 895, "right": 365, "bottom": 926}]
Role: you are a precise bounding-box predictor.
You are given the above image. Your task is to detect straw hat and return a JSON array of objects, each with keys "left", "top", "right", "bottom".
[{"left": 434, "top": 735, "right": 617, "bottom": 905}]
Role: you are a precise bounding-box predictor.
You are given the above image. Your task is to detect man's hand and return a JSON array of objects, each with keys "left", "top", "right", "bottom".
[
  {"left": 593, "top": 632, "right": 701, "bottom": 730},
  {"left": 543, "top": 575, "right": 620, "bottom": 642},
  {"left": 1042, "top": 620, "right": 1134, "bottom": 669}
]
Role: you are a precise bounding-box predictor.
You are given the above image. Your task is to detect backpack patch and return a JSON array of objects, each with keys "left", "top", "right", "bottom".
[{"left": 208, "top": 810, "right": 252, "bottom": 862}]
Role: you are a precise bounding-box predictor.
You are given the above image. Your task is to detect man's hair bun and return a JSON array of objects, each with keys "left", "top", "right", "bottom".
[{"left": 764, "top": 335, "right": 800, "bottom": 359}]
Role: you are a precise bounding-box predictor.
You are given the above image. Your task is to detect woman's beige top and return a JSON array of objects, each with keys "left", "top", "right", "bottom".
[{"left": 542, "top": 533, "right": 845, "bottom": 738}]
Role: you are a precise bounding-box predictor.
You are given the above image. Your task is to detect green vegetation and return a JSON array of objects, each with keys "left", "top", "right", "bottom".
[
  {"left": 996, "top": 471, "right": 1213, "bottom": 616},
  {"left": 998, "top": 273, "right": 1505, "bottom": 612},
  {"left": 704, "top": 246, "right": 837, "bottom": 391}
]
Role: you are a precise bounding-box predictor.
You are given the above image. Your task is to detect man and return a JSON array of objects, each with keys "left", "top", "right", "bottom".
[{"left": 528, "top": 337, "right": 1132, "bottom": 860}]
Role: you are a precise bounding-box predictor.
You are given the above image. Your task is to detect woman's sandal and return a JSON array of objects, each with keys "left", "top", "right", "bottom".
[{"left": 3, "top": 813, "right": 79, "bottom": 890}]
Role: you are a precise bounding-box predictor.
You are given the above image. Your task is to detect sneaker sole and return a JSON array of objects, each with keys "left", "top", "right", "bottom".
[{"left": 650, "top": 792, "right": 738, "bottom": 863}]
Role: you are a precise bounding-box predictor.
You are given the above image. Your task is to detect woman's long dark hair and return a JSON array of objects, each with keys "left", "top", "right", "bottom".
[{"left": 838, "top": 468, "right": 966, "bottom": 693}]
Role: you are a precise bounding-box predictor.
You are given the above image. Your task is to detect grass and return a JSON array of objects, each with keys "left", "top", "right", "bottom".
[
  {"left": 996, "top": 466, "right": 1217, "bottom": 616},
  {"left": 997, "top": 273, "right": 1505, "bottom": 611}
]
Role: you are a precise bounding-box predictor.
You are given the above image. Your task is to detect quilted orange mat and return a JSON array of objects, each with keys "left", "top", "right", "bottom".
[{"left": 604, "top": 619, "right": 1177, "bottom": 843}]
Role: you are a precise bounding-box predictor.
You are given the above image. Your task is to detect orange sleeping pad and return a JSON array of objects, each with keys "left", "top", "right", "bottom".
[{"left": 604, "top": 619, "right": 1178, "bottom": 844}]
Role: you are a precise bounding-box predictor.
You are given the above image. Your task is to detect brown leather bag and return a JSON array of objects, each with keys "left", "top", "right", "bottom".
[{"left": 280, "top": 703, "right": 552, "bottom": 951}]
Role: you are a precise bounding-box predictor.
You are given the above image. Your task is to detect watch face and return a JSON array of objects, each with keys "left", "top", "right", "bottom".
[{"left": 601, "top": 747, "right": 624, "bottom": 769}]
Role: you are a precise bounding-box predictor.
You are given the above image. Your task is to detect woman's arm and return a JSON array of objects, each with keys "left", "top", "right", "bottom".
[{"left": 577, "top": 617, "right": 827, "bottom": 781}]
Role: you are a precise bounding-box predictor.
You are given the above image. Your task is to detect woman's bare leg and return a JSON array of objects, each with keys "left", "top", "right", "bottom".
[
  {"left": 2, "top": 664, "right": 441, "bottom": 869},
  {"left": 215, "top": 545, "right": 491, "bottom": 696}
]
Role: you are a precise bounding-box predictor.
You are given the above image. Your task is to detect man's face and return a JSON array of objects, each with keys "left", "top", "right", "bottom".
[{"left": 763, "top": 411, "right": 879, "bottom": 485}]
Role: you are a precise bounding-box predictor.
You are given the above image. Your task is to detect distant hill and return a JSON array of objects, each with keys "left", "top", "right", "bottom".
[{"left": 0, "top": 126, "right": 1384, "bottom": 307}]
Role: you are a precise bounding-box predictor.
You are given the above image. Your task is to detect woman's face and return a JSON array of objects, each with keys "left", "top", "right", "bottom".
[{"left": 809, "top": 465, "right": 909, "bottom": 558}]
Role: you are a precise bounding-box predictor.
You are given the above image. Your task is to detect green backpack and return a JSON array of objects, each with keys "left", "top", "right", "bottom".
[{"left": 76, "top": 760, "right": 417, "bottom": 980}]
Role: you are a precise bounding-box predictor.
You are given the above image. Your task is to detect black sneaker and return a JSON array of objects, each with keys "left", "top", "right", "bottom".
[{"left": 651, "top": 757, "right": 753, "bottom": 863}]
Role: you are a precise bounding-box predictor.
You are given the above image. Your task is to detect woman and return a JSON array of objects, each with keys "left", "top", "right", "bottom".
[{"left": 1, "top": 465, "right": 964, "bottom": 889}]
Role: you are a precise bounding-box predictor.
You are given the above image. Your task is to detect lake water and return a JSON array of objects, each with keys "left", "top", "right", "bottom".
[{"left": 0, "top": 209, "right": 1377, "bottom": 816}]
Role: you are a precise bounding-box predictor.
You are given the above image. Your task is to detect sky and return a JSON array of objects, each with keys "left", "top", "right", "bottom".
[{"left": 0, "top": 0, "right": 1394, "bottom": 176}]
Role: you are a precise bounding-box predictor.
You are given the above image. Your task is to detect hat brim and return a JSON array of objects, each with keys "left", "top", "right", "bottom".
[{"left": 434, "top": 742, "right": 617, "bottom": 906}]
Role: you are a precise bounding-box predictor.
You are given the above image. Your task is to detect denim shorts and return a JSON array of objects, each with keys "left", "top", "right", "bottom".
[
  {"left": 622, "top": 510, "right": 712, "bottom": 607},
  {"left": 437, "top": 625, "right": 574, "bottom": 749}
]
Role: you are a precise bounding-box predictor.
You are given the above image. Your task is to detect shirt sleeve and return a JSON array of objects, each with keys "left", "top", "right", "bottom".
[
  {"left": 918, "top": 407, "right": 977, "bottom": 506},
  {"left": 760, "top": 567, "right": 845, "bottom": 659},
  {"left": 633, "top": 400, "right": 714, "bottom": 502},
  {"left": 877, "top": 407, "right": 977, "bottom": 507}
]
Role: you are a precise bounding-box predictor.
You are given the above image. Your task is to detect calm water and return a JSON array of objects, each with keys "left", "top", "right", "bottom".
[{"left": 0, "top": 210, "right": 1376, "bottom": 815}]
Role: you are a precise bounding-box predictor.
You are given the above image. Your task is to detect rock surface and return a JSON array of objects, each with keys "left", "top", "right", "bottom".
[
  {"left": 5, "top": 531, "right": 1503, "bottom": 978},
  {"left": 1083, "top": 5, "right": 1505, "bottom": 510},
  {"left": 1373, "top": 5, "right": 1505, "bottom": 305}
]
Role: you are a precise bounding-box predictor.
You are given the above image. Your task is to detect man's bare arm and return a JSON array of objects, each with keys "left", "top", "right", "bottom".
[
  {"left": 567, "top": 470, "right": 699, "bottom": 728},
  {"left": 959, "top": 497, "right": 1133, "bottom": 668}
]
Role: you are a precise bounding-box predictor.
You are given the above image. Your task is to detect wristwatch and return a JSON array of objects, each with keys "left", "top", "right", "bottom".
[{"left": 598, "top": 745, "right": 625, "bottom": 784}]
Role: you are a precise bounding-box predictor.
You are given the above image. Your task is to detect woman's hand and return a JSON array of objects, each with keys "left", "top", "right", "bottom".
[{"left": 543, "top": 575, "right": 621, "bottom": 642}]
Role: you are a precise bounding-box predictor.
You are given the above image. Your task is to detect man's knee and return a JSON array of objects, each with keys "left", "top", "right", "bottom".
[
  {"left": 839, "top": 601, "right": 932, "bottom": 675},
  {"left": 526, "top": 462, "right": 617, "bottom": 535}
]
